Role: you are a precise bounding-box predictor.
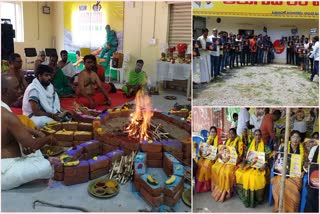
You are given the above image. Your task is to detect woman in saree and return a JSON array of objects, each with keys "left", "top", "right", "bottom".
[
  {"left": 240, "top": 128, "right": 252, "bottom": 152},
  {"left": 195, "top": 126, "right": 222, "bottom": 192},
  {"left": 272, "top": 130, "right": 305, "bottom": 212},
  {"left": 211, "top": 128, "right": 244, "bottom": 202},
  {"left": 48, "top": 55, "right": 75, "bottom": 97},
  {"left": 235, "top": 129, "right": 267, "bottom": 207}
]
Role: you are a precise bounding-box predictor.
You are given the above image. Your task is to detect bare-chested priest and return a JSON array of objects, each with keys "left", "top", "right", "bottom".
[
  {"left": 76, "top": 54, "right": 112, "bottom": 109},
  {"left": 1, "top": 74, "right": 57, "bottom": 190}
]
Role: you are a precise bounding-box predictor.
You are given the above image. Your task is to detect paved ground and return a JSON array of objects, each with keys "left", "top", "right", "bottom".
[
  {"left": 193, "top": 64, "right": 319, "bottom": 106},
  {"left": 193, "top": 189, "right": 273, "bottom": 213}
]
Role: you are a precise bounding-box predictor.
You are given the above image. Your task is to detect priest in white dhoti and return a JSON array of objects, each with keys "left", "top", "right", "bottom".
[
  {"left": 1, "top": 73, "right": 54, "bottom": 190},
  {"left": 22, "top": 64, "right": 61, "bottom": 128},
  {"left": 197, "top": 28, "right": 211, "bottom": 83}
]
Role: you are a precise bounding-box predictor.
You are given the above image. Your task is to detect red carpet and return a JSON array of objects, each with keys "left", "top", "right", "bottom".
[{"left": 10, "top": 89, "right": 134, "bottom": 115}]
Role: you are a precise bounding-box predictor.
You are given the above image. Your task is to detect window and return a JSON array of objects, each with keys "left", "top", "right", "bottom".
[
  {"left": 0, "top": 1, "right": 24, "bottom": 42},
  {"left": 168, "top": 3, "right": 192, "bottom": 49}
]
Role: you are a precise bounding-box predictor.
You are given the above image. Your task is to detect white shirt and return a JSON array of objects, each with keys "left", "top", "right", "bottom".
[
  {"left": 237, "top": 108, "right": 250, "bottom": 136},
  {"left": 250, "top": 114, "right": 264, "bottom": 133},
  {"left": 197, "top": 35, "right": 211, "bottom": 55},
  {"left": 309, "top": 41, "right": 319, "bottom": 61},
  {"left": 293, "top": 120, "right": 307, "bottom": 133}
]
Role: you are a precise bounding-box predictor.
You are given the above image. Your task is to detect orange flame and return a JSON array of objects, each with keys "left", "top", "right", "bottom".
[{"left": 126, "top": 90, "right": 153, "bottom": 142}]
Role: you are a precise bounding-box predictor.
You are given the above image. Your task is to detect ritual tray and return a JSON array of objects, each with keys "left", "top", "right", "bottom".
[
  {"left": 41, "top": 145, "right": 64, "bottom": 156},
  {"left": 87, "top": 179, "right": 120, "bottom": 199},
  {"left": 182, "top": 188, "right": 191, "bottom": 207}
]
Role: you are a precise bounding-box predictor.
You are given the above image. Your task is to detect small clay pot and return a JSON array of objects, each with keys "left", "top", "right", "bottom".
[
  {"left": 105, "top": 187, "right": 118, "bottom": 195},
  {"left": 95, "top": 181, "right": 106, "bottom": 189},
  {"left": 94, "top": 187, "right": 107, "bottom": 196}
]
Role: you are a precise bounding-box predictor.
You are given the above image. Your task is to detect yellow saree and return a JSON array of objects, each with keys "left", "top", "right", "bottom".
[
  {"left": 235, "top": 139, "right": 266, "bottom": 207},
  {"left": 211, "top": 136, "right": 244, "bottom": 202},
  {"left": 196, "top": 135, "right": 218, "bottom": 192}
]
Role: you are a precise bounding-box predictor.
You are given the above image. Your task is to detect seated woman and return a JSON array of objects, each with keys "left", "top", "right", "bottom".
[
  {"left": 76, "top": 54, "right": 111, "bottom": 109},
  {"left": 211, "top": 128, "right": 244, "bottom": 202},
  {"left": 272, "top": 130, "right": 305, "bottom": 212},
  {"left": 122, "top": 59, "right": 147, "bottom": 98},
  {"left": 196, "top": 126, "right": 222, "bottom": 192},
  {"left": 48, "top": 55, "right": 75, "bottom": 97},
  {"left": 304, "top": 144, "right": 319, "bottom": 212},
  {"left": 240, "top": 128, "right": 252, "bottom": 152},
  {"left": 235, "top": 129, "right": 268, "bottom": 208}
]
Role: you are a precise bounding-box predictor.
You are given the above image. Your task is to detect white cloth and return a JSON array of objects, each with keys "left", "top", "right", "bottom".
[
  {"left": 1, "top": 150, "right": 53, "bottom": 190},
  {"left": 1, "top": 101, "right": 11, "bottom": 111},
  {"left": 293, "top": 120, "right": 307, "bottom": 133},
  {"left": 309, "top": 41, "right": 319, "bottom": 61},
  {"left": 250, "top": 114, "right": 264, "bottom": 133},
  {"left": 61, "top": 61, "right": 76, "bottom": 78},
  {"left": 237, "top": 108, "right": 250, "bottom": 136},
  {"left": 199, "top": 55, "right": 211, "bottom": 82},
  {"left": 22, "top": 78, "right": 60, "bottom": 128},
  {"left": 1, "top": 101, "right": 53, "bottom": 190},
  {"left": 155, "top": 61, "right": 190, "bottom": 81},
  {"left": 308, "top": 145, "right": 319, "bottom": 162},
  {"left": 197, "top": 35, "right": 212, "bottom": 81}
]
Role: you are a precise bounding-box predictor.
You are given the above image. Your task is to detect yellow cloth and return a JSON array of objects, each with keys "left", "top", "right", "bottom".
[
  {"left": 211, "top": 136, "right": 243, "bottom": 201},
  {"left": 226, "top": 136, "right": 244, "bottom": 158},
  {"left": 17, "top": 115, "right": 36, "bottom": 129},
  {"left": 236, "top": 139, "right": 266, "bottom": 191},
  {"left": 196, "top": 135, "right": 218, "bottom": 190},
  {"left": 288, "top": 141, "right": 305, "bottom": 168},
  {"left": 207, "top": 135, "right": 219, "bottom": 147},
  {"left": 272, "top": 141, "right": 304, "bottom": 212}
]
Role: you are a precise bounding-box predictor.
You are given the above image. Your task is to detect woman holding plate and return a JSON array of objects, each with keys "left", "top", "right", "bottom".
[
  {"left": 211, "top": 128, "right": 244, "bottom": 202},
  {"left": 235, "top": 129, "right": 268, "bottom": 208},
  {"left": 195, "top": 126, "right": 221, "bottom": 192}
]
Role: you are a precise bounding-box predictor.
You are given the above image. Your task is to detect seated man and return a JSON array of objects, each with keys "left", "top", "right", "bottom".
[
  {"left": 92, "top": 56, "right": 117, "bottom": 93},
  {"left": 76, "top": 54, "right": 112, "bottom": 109},
  {"left": 2, "top": 75, "right": 57, "bottom": 190},
  {"left": 22, "top": 64, "right": 67, "bottom": 128},
  {"left": 34, "top": 50, "right": 47, "bottom": 70},
  {"left": 122, "top": 59, "right": 147, "bottom": 97},
  {"left": 49, "top": 54, "right": 75, "bottom": 97},
  {"left": 57, "top": 50, "right": 77, "bottom": 81},
  {"left": 6, "top": 53, "right": 28, "bottom": 107}
]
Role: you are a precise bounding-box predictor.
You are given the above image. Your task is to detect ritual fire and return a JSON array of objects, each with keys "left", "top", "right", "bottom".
[{"left": 124, "top": 90, "right": 169, "bottom": 142}]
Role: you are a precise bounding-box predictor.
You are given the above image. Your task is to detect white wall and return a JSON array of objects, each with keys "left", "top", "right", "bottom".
[
  {"left": 123, "top": 2, "right": 169, "bottom": 81},
  {"left": 14, "top": 1, "right": 53, "bottom": 69},
  {"left": 202, "top": 16, "right": 318, "bottom": 63}
]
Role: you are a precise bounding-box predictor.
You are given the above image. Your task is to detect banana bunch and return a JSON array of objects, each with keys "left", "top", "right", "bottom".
[
  {"left": 165, "top": 175, "right": 176, "bottom": 185},
  {"left": 146, "top": 174, "right": 159, "bottom": 186},
  {"left": 46, "top": 121, "right": 59, "bottom": 126}
]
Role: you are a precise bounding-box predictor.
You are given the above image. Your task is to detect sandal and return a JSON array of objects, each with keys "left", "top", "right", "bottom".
[{"left": 164, "top": 96, "right": 177, "bottom": 100}]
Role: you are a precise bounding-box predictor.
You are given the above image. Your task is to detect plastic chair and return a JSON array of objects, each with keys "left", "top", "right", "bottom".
[
  {"left": 268, "top": 166, "right": 308, "bottom": 212},
  {"left": 200, "top": 129, "right": 210, "bottom": 142},
  {"left": 108, "top": 53, "right": 130, "bottom": 83},
  {"left": 79, "top": 48, "right": 91, "bottom": 57},
  {"left": 44, "top": 48, "right": 57, "bottom": 57},
  {"left": 24, "top": 48, "right": 37, "bottom": 70},
  {"left": 192, "top": 135, "right": 205, "bottom": 156}
]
